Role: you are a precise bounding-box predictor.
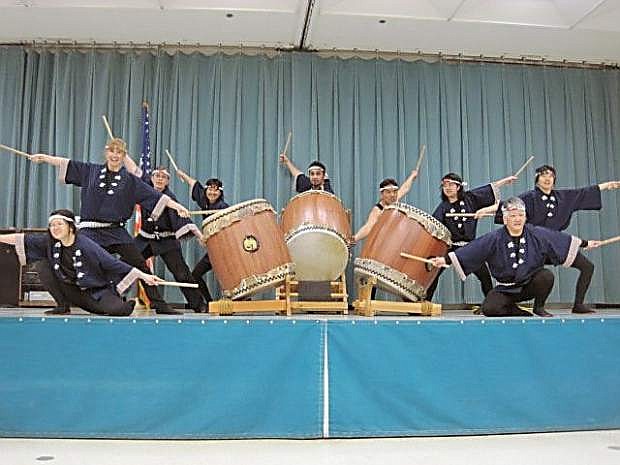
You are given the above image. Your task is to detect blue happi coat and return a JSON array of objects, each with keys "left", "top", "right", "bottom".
[
  {"left": 433, "top": 184, "right": 498, "bottom": 245},
  {"left": 494, "top": 185, "right": 601, "bottom": 231},
  {"left": 15, "top": 233, "right": 143, "bottom": 298},
  {"left": 136, "top": 185, "right": 201, "bottom": 255},
  {"left": 449, "top": 224, "right": 581, "bottom": 293},
  {"left": 57, "top": 159, "right": 170, "bottom": 246}
]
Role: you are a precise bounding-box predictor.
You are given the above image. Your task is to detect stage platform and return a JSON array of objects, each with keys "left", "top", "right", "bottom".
[{"left": 1, "top": 306, "right": 619, "bottom": 439}]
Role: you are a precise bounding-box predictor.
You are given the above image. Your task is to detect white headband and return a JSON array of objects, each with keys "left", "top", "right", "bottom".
[
  {"left": 442, "top": 179, "right": 467, "bottom": 187},
  {"left": 152, "top": 168, "right": 171, "bottom": 178},
  {"left": 380, "top": 185, "right": 399, "bottom": 192},
  {"left": 501, "top": 204, "right": 526, "bottom": 214},
  {"left": 48, "top": 214, "right": 75, "bottom": 224}
]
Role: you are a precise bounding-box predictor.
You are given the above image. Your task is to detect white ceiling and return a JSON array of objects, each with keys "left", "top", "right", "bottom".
[{"left": 0, "top": 0, "right": 619, "bottom": 63}]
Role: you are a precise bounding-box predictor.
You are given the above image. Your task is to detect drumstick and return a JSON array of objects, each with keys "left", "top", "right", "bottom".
[
  {"left": 414, "top": 145, "right": 426, "bottom": 172},
  {"left": 165, "top": 149, "right": 184, "bottom": 184},
  {"left": 598, "top": 235, "right": 620, "bottom": 247},
  {"left": 282, "top": 131, "right": 292, "bottom": 156},
  {"left": 444, "top": 212, "right": 494, "bottom": 218},
  {"left": 513, "top": 155, "right": 534, "bottom": 178},
  {"left": 156, "top": 280, "right": 199, "bottom": 288},
  {"left": 189, "top": 210, "right": 219, "bottom": 216},
  {"left": 165, "top": 149, "right": 180, "bottom": 172},
  {"left": 400, "top": 252, "right": 449, "bottom": 268},
  {"left": 0, "top": 143, "right": 32, "bottom": 160},
  {"left": 102, "top": 115, "right": 114, "bottom": 140}
]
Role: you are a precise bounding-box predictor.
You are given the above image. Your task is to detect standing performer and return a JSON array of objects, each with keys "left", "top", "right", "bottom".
[
  {"left": 134, "top": 167, "right": 208, "bottom": 313},
  {"left": 30, "top": 138, "right": 189, "bottom": 314},
  {"left": 477, "top": 164, "right": 620, "bottom": 313},
  {"left": 352, "top": 171, "right": 419, "bottom": 243},
  {"left": 431, "top": 197, "right": 601, "bottom": 317},
  {"left": 279, "top": 153, "right": 334, "bottom": 194},
  {"left": 176, "top": 169, "right": 229, "bottom": 303},
  {"left": 426, "top": 173, "right": 516, "bottom": 300},
  {"left": 0, "top": 209, "right": 162, "bottom": 316}
]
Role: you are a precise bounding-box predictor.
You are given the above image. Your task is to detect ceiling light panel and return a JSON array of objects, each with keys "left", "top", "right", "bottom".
[{"left": 319, "top": 0, "right": 463, "bottom": 20}]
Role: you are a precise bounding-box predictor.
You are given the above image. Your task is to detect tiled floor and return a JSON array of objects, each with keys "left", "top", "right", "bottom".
[{"left": 3, "top": 430, "right": 620, "bottom": 465}]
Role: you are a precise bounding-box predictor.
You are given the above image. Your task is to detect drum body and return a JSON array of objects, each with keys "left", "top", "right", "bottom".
[
  {"left": 202, "top": 199, "right": 294, "bottom": 300},
  {"left": 280, "top": 190, "right": 351, "bottom": 281},
  {"left": 354, "top": 203, "right": 452, "bottom": 301}
]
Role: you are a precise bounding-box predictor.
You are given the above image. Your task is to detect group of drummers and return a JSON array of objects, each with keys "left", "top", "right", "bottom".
[{"left": 1, "top": 136, "right": 619, "bottom": 318}]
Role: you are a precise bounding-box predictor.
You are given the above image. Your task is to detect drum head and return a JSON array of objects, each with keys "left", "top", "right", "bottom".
[{"left": 286, "top": 229, "right": 349, "bottom": 281}]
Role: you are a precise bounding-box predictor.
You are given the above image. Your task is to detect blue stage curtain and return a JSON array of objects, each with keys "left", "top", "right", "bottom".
[{"left": 1, "top": 46, "right": 619, "bottom": 303}]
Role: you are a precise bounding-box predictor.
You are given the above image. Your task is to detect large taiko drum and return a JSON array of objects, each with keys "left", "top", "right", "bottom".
[
  {"left": 202, "top": 199, "right": 294, "bottom": 300},
  {"left": 354, "top": 202, "right": 452, "bottom": 301},
  {"left": 280, "top": 190, "right": 352, "bottom": 281}
]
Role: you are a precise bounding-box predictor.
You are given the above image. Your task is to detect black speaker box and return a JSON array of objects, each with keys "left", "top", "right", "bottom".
[{"left": 0, "top": 243, "right": 20, "bottom": 306}]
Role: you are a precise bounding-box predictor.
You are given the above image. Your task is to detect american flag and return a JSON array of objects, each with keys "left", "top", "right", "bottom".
[
  {"left": 134, "top": 102, "right": 152, "bottom": 238},
  {"left": 139, "top": 102, "right": 152, "bottom": 182},
  {"left": 135, "top": 102, "right": 154, "bottom": 306}
]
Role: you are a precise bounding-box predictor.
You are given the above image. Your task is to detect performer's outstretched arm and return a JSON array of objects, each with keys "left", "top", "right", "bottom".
[
  {"left": 599, "top": 181, "right": 620, "bottom": 191},
  {"left": 491, "top": 175, "right": 518, "bottom": 189},
  {"left": 353, "top": 207, "right": 382, "bottom": 243},
  {"left": 396, "top": 169, "right": 419, "bottom": 201},
  {"left": 176, "top": 169, "right": 198, "bottom": 190},
  {"left": 0, "top": 234, "right": 17, "bottom": 245},
  {"left": 29, "top": 153, "right": 65, "bottom": 167},
  {"left": 279, "top": 153, "right": 302, "bottom": 178}
]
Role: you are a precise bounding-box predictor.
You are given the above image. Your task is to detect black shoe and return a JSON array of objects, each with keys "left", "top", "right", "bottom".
[
  {"left": 572, "top": 304, "right": 595, "bottom": 314},
  {"left": 194, "top": 303, "right": 208, "bottom": 313},
  {"left": 154, "top": 303, "right": 183, "bottom": 315},
  {"left": 45, "top": 306, "right": 71, "bottom": 315},
  {"left": 533, "top": 307, "right": 553, "bottom": 317}
]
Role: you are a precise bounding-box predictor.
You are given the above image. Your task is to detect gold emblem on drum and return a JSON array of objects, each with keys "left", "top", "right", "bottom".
[{"left": 243, "top": 235, "right": 260, "bottom": 253}]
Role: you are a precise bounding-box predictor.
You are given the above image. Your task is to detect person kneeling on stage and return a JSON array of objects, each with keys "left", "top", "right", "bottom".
[
  {"left": 0, "top": 209, "right": 163, "bottom": 316},
  {"left": 430, "top": 197, "right": 601, "bottom": 317}
]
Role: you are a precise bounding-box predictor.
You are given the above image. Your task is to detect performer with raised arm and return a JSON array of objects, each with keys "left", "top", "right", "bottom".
[
  {"left": 352, "top": 171, "right": 419, "bottom": 243},
  {"left": 425, "top": 172, "right": 517, "bottom": 300},
  {"left": 29, "top": 138, "right": 189, "bottom": 314},
  {"left": 176, "top": 168, "right": 229, "bottom": 303},
  {"left": 475, "top": 164, "right": 620, "bottom": 313},
  {"left": 134, "top": 167, "right": 208, "bottom": 313},
  {"left": 279, "top": 153, "right": 334, "bottom": 194},
  {"left": 430, "top": 197, "right": 601, "bottom": 317},
  {"left": 0, "top": 209, "right": 163, "bottom": 316}
]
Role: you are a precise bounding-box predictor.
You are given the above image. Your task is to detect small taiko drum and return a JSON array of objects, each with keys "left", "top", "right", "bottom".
[
  {"left": 280, "top": 190, "right": 351, "bottom": 281},
  {"left": 202, "top": 199, "right": 294, "bottom": 300},
  {"left": 354, "top": 203, "right": 452, "bottom": 301}
]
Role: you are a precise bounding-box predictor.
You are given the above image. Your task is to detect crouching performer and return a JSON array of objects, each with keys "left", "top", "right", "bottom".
[
  {"left": 0, "top": 209, "right": 162, "bottom": 316},
  {"left": 430, "top": 197, "right": 600, "bottom": 317}
]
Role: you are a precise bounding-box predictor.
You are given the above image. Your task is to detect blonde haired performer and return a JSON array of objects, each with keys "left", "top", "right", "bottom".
[{"left": 29, "top": 138, "right": 189, "bottom": 314}]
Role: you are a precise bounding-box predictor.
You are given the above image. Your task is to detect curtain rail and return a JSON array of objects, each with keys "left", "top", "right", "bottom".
[{"left": 1, "top": 41, "right": 618, "bottom": 70}]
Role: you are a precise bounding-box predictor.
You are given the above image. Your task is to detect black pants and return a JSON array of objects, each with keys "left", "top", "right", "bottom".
[
  {"left": 192, "top": 253, "right": 213, "bottom": 302},
  {"left": 141, "top": 244, "right": 205, "bottom": 310},
  {"left": 425, "top": 262, "right": 493, "bottom": 301},
  {"left": 481, "top": 269, "right": 554, "bottom": 317},
  {"left": 104, "top": 243, "right": 170, "bottom": 311},
  {"left": 35, "top": 260, "right": 133, "bottom": 316},
  {"left": 570, "top": 251, "right": 594, "bottom": 307}
]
